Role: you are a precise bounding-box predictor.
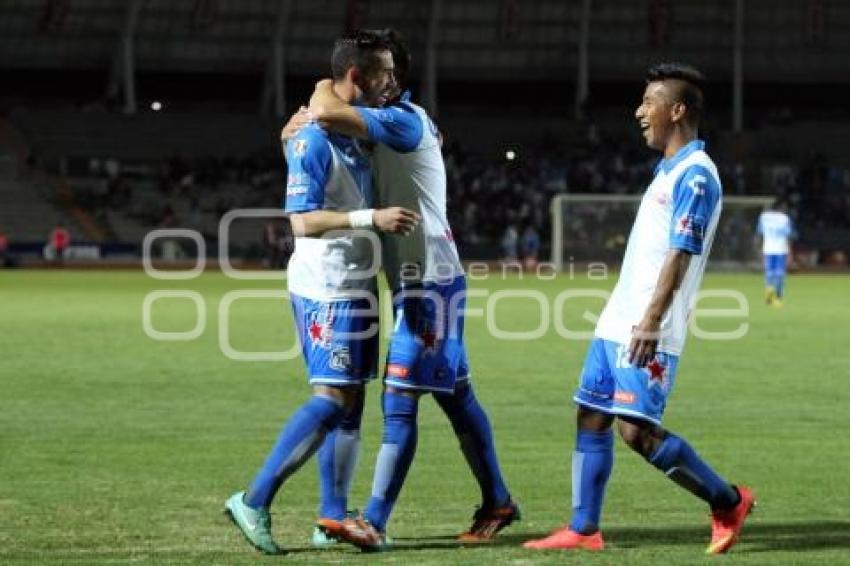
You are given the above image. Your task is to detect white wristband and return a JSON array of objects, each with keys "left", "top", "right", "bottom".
[{"left": 348, "top": 209, "right": 375, "bottom": 228}]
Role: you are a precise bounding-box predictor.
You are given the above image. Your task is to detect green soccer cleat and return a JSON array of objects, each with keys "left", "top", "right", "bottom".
[
  {"left": 224, "top": 491, "right": 283, "bottom": 555},
  {"left": 311, "top": 524, "right": 339, "bottom": 547}
]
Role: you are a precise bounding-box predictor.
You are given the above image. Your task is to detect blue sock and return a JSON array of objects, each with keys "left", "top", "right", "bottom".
[
  {"left": 569, "top": 429, "right": 614, "bottom": 534},
  {"left": 776, "top": 274, "right": 785, "bottom": 298},
  {"left": 364, "top": 392, "right": 418, "bottom": 532},
  {"left": 648, "top": 433, "right": 739, "bottom": 510},
  {"left": 317, "top": 392, "right": 364, "bottom": 519},
  {"left": 434, "top": 383, "right": 510, "bottom": 508},
  {"left": 245, "top": 395, "right": 345, "bottom": 509}
]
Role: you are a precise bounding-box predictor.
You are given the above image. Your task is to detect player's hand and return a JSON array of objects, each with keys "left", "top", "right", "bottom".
[
  {"left": 628, "top": 317, "right": 661, "bottom": 367},
  {"left": 373, "top": 207, "right": 421, "bottom": 235},
  {"left": 280, "top": 106, "right": 313, "bottom": 142}
]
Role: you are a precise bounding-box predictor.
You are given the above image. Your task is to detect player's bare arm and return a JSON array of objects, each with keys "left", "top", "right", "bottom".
[
  {"left": 290, "top": 208, "right": 419, "bottom": 237},
  {"left": 628, "top": 249, "right": 691, "bottom": 366},
  {"left": 308, "top": 79, "right": 370, "bottom": 139}
]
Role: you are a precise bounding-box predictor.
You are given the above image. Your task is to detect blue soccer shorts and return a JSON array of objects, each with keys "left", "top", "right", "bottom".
[
  {"left": 573, "top": 338, "right": 679, "bottom": 425},
  {"left": 764, "top": 253, "right": 787, "bottom": 276},
  {"left": 384, "top": 276, "right": 470, "bottom": 394},
  {"left": 291, "top": 293, "right": 378, "bottom": 386}
]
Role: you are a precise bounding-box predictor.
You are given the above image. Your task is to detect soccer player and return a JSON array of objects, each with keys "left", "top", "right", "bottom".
[
  {"left": 286, "top": 29, "right": 519, "bottom": 551},
  {"left": 224, "top": 31, "right": 419, "bottom": 555},
  {"left": 756, "top": 198, "right": 794, "bottom": 307},
  {"left": 523, "top": 63, "right": 755, "bottom": 555}
]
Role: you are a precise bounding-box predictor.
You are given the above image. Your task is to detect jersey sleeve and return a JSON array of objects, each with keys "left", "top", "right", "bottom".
[
  {"left": 756, "top": 213, "right": 765, "bottom": 236},
  {"left": 354, "top": 103, "right": 423, "bottom": 153},
  {"left": 785, "top": 216, "right": 796, "bottom": 239},
  {"left": 669, "top": 165, "right": 722, "bottom": 255},
  {"left": 284, "top": 130, "right": 331, "bottom": 213}
]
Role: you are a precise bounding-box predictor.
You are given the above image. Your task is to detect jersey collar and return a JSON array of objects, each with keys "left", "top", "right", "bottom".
[{"left": 656, "top": 139, "right": 705, "bottom": 175}]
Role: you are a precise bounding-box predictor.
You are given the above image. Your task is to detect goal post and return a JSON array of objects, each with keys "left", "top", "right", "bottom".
[{"left": 550, "top": 194, "right": 774, "bottom": 271}]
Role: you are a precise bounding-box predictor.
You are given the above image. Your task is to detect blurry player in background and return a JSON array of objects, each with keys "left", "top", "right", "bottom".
[
  {"left": 524, "top": 63, "right": 755, "bottom": 555},
  {"left": 224, "top": 31, "right": 419, "bottom": 555},
  {"left": 756, "top": 198, "right": 794, "bottom": 307},
  {"left": 46, "top": 222, "right": 70, "bottom": 265},
  {"left": 285, "top": 29, "right": 519, "bottom": 551}
]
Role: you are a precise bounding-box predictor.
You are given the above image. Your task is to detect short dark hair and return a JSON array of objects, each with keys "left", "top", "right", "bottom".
[
  {"left": 331, "top": 29, "right": 390, "bottom": 80},
  {"left": 376, "top": 28, "right": 411, "bottom": 86},
  {"left": 646, "top": 62, "right": 705, "bottom": 125}
]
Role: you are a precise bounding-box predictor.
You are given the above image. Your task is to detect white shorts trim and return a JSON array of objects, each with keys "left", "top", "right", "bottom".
[
  {"left": 384, "top": 378, "right": 457, "bottom": 394},
  {"left": 309, "top": 374, "right": 376, "bottom": 386},
  {"left": 572, "top": 396, "right": 662, "bottom": 426}
]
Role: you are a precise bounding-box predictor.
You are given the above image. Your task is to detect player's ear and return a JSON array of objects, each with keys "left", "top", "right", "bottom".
[{"left": 670, "top": 101, "right": 687, "bottom": 124}]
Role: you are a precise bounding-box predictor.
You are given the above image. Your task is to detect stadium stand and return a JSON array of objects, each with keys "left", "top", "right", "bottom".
[{"left": 1, "top": 0, "right": 848, "bottom": 266}]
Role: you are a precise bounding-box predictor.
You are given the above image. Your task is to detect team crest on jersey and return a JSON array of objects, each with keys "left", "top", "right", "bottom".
[
  {"left": 293, "top": 139, "right": 308, "bottom": 157},
  {"left": 307, "top": 305, "right": 335, "bottom": 349}
]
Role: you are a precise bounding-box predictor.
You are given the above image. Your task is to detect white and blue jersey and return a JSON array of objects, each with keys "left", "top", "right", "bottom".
[
  {"left": 356, "top": 93, "right": 465, "bottom": 291},
  {"left": 285, "top": 123, "right": 377, "bottom": 302},
  {"left": 284, "top": 124, "right": 378, "bottom": 384},
  {"left": 355, "top": 93, "right": 468, "bottom": 391},
  {"left": 757, "top": 210, "right": 793, "bottom": 257},
  {"left": 595, "top": 139, "right": 722, "bottom": 356},
  {"left": 578, "top": 139, "right": 722, "bottom": 423},
  {"left": 757, "top": 209, "right": 793, "bottom": 294}
]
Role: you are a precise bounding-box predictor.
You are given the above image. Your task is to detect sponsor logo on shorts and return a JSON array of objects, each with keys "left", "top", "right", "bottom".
[
  {"left": 614, "top": 390, "right": 635, "bottom": 404},
  {"left": 387, "top": 363, "right": 410, "bottom": 378},
  {"left": 330, "top": 346, "right": 351, "bottom": 371}
]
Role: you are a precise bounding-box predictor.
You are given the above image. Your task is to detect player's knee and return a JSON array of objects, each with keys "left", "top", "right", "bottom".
[
  {"left": 384, "top": 385, "right": 420, "bottom": 400},
  {"left": 381, "top": 390, "right": 419, "bottom": 438},
  {"left": 312, "top": 384, "right": 362, "bottom": 410},
  {"left": 340, "top": 386, "right": 365, "bottom": 430},
  {"left": 617, "top": 419, "right": 663, "bottom": 458},
  {"left": 577, "top": 406, "right": 614, "bottom": 432}
]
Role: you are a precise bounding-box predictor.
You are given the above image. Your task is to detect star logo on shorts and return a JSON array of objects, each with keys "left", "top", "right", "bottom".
[
  {"left": 646, "top": 359, "right": 666, "bottom": 382},
  {"left": 420, "top": 327, "right": 437, "bottom": 351},
  {"left": 309, "top": 320, "right": 324, "bottom": 343}
]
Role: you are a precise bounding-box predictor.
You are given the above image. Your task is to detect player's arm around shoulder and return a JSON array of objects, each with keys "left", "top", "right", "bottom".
[{"left": 354, "top": 102, "right": 423, "bottom": 152}]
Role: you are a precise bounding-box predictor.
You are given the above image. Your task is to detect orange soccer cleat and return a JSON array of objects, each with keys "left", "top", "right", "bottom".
[
  {"left": 523, "top": 527, "right": 605, "bottom": 551},
  {"left": 316, "top": 515, "right": 387, "bottom": 552},
  {"left": 706, "top": 485, "right": 756, "bottom": 555}
]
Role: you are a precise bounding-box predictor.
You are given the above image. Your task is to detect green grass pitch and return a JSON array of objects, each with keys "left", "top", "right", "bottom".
[{"left": 2, "top": 270, "right": 849, "bottom": 564}]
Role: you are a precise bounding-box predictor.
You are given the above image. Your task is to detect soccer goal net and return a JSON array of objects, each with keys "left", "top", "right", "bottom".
[{"left": 550, "top": 194, "right": 774, "bottom": 270}]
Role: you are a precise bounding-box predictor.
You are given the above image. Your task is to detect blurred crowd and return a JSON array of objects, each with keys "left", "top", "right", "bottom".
[{"left": 57, "top": 123, "right": 850, "bottom": 265}]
